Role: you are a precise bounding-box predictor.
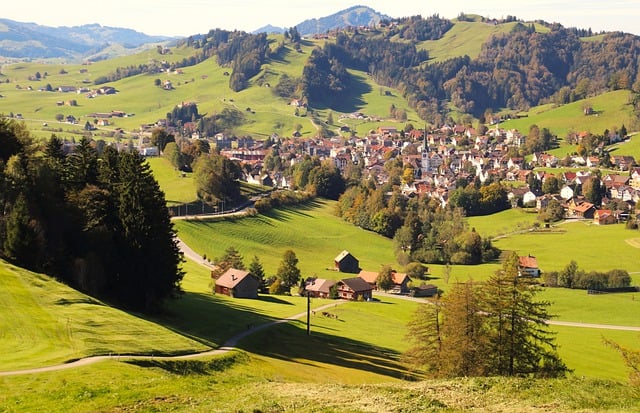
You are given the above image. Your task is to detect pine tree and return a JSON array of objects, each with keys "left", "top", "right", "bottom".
[
  {"left": 404, "top": 297, "right": 443, "bottom": 374},
  {"left": 481, "top": 251, "right": 567, "bottom": 377},
  {"left": 113, "top": 151, "right": 183, "bottom": 312}
]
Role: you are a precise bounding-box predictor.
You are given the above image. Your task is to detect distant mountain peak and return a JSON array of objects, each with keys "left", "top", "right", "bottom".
[{"left": 294, "top": 5, "right": 391, "bottom": 36}]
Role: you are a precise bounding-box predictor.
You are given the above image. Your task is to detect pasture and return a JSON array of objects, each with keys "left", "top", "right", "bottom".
[{"left": 498, "top": 90, "right": 637, "bottom": 151}]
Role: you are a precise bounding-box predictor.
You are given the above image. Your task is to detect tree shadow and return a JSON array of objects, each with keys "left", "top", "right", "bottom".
[
  {"left": 312, "top": 71, "right": 372, "bottom": 113},
  {"left": 238, "top": 320, "right": 419, "bottom": 380},
  {"left": 258, "top": 295, "right": 295, "bottom": 305}
]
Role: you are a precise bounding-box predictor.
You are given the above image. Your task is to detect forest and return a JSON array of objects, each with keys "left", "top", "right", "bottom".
[
  {"left": 299, "top": 16, "right": 640, "bottom": 121},
  {"left": 0, "top": 119, "right": 182, "bottom": 313}
]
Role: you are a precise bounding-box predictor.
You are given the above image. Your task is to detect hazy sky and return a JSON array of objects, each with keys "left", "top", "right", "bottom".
[{"left": 3, "top": 0, "right": 639, "bottom": 37}]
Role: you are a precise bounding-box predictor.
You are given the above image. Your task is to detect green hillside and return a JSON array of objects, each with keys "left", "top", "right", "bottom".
[{"left": 0, "top": 36, "right": 418, "bottom": 141}]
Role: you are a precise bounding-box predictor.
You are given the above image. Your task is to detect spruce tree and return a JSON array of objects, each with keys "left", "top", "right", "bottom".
[
  {"left": 113, "top": 151, "right": 183, "bottom": 311},
  {"left": 4, "top": 193, "right": 35, "bottom": 266},
  {"left": 481, "top": 251, "right": 567, "bottom": 376}
]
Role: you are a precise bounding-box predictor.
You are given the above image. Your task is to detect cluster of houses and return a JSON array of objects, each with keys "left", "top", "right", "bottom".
[
  {"left": 211, "top": 249, "right": 541, "bottom": 300},
  {"left": 207, "top": 123, "right": 638, "bottom": 219}
]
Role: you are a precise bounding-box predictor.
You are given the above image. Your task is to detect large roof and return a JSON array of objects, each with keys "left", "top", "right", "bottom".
[
  {"left": 216, "top": 268, "right": 251, "bottom": 288},
  {"left": 339, "top": 277, "right": 373, "bottom": 293}
]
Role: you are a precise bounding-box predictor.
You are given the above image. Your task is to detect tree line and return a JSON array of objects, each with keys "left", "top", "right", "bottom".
[{"left": 0, "top": 119, "right": 182, "bottom": 313}]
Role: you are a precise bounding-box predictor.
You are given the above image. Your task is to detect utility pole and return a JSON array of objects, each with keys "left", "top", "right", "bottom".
[{"left": 306, "top": 290, "right": 311, "bottom": 336}]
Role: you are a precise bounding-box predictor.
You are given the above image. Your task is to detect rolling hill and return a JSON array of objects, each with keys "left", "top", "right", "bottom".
[{"left": 0, "top": 18, "right": 173, "bottom": 60}]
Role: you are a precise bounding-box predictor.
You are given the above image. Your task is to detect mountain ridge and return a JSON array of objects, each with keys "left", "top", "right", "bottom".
[{"left": 0, "top": 18, "right": 174, "bottom": 60}]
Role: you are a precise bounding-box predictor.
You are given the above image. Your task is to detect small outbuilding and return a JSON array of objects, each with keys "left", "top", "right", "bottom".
[
  {"left": 334, "top": 250, "right": 360, "bottom": 273},
  {"left": 518, "top": 255, "right": 540, "bottom": 278},
  {"left": 214, "top": 268, "right": 259, "bottom": 298}
]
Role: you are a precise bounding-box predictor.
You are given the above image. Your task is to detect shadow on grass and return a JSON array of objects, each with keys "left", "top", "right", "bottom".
[
  {"left": 258, "top": 295, "right": 295, "bottom": 305},
  {"left": 146, "top": 291, "right": 416, "bottom": 380},
  {"left": 238, "top": 320, "right": 418, "bottom": 380},
  {"left": 151, "top": 292, "right": 287, "bottom": 348},
  {"left": 311, "top": 72, "right": 372, "bottom": 113}
]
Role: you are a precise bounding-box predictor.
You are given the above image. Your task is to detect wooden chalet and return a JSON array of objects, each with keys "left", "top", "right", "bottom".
[
  {"left": 594, "top": 209, "right": 616, "bottom": 225},
  {"left": 214, "top": 268, "right": 259, "bottom": 298},
  {"left": 518, "top": 255, "right": 540, "bottom": 277},
  {"left": 334, "top": 250, "right": 360, "bottom": 274},
  {"left": 336, "top": 277, "right": 373, "bottom": 301},
  {"left": 358, "top": 270, "right": 412, "bottom": 294},
  {"left": 304, "top": 278, "right": 336, "bottom": 299}
]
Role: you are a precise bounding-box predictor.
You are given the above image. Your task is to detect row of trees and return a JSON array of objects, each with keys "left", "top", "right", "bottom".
[
  {"left": 404, "top": 252, "right": 568, "bottom": 378},
  {"left": 0, "top": 119, "right": 183, "bottom": 312},
  {"left": 542, "top": 260, "right": 632, "bottom": 290}
]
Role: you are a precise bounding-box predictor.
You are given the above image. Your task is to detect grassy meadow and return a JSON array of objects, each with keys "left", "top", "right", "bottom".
[
  {"left": 1, "top": 196, "right": 640, "bottom": 411},
  {"left": 498, "top": 90, "right": 638, "bottom": 159}
]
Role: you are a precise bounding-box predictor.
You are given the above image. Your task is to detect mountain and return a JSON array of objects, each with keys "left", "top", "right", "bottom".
[
  {"left": 0, "top": 18, "right": 173, "bottom": 60},
  {"left": 294, "top": 5, "right": 390, "bottom": 36},
  {"left": 252, "top": 24, "right": 285, "bottom": 35}
]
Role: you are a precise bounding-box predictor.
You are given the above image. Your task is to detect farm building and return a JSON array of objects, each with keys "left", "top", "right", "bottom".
[
  {"left": 214, "top": 268, "right": 259, "bottom": 298},
  {"left": 358, "top": 270, "right": 412, "bottom": 294},
  {"left": 411, "top": 283, "right": 439, "bottom": 297},
  {"left": 518, "top": 255, "right": 540, "bottom": 278},
  {"left": 304, "top": 278, "right": 336, "bottom": 299},
  {"left": 336, "top": 277, "right": 373, "bottom": 301},
  {"left": 593, "top": 209, "right": 616, "bottom": 225},
  {"left": 334, "top": 250, "right": 360, "bottom": 273}
]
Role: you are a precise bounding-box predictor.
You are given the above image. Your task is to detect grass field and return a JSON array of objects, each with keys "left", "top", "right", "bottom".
[
  {"left": 498, "top": 90, "right": 638, "bottom": 156},
  {"left": 1, "top": 198, "right": 639, "bottom": 411},
  {"left": 173, "top": 199, "right": 399, "bottom": 277}
]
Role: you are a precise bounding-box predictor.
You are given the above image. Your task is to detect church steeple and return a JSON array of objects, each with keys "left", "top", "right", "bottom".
[{"left": 421, "top": 125, "right": 430, "bottom": 177}]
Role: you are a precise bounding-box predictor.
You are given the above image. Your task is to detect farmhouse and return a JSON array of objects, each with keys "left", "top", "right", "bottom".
[
  {"left": 336, "top": 277, "right": 373, "bottom": 301},
  {"left": 304, "top": 278, "right": 336, "bottom": 299},
  {"left": 334, "top": 250, "right": 360, "bottom": 273},
  {"left": 593, "top": 209, "right": 616, "bottom": 225},
  {"left": 214, "top": 268, "right": 259, "bottom": 298},
  {"left": 358, "top": 270, "right": 412, "bottom": 294},
  {"left": 518, "top": 255, "right": 540, "bottom": 277}
]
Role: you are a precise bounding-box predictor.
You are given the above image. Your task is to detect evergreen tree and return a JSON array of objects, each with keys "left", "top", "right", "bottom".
[
  {"left": 3, "top": 193, "right": 35, "bottom": 266},
  {"left": 212, "top": 246, "right": 246, "bottom": 278},
  {"left": 66, "top": 137, "right": 98, "bottom": 190},
  {"left": 248, "top": 255, "right": 265, "bottom": 283},
  {"left": 481, "top": 251, "right": 567, "bottom": 376},
  {"left": 113, "top": 151, "right": 183, "bottom": 312}
]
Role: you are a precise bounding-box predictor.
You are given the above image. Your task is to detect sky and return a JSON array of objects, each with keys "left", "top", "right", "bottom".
[{"left": 3, "top": 0, "right": 639, "bottom": 37}]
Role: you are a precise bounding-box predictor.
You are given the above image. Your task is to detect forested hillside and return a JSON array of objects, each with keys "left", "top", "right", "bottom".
[{"left": 297, "top": 17, "right": 640, "bottom": 123}]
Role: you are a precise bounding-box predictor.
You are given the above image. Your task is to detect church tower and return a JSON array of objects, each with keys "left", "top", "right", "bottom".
[{"left": 421, "top": 127, "right": 430, "bottom": 178}]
